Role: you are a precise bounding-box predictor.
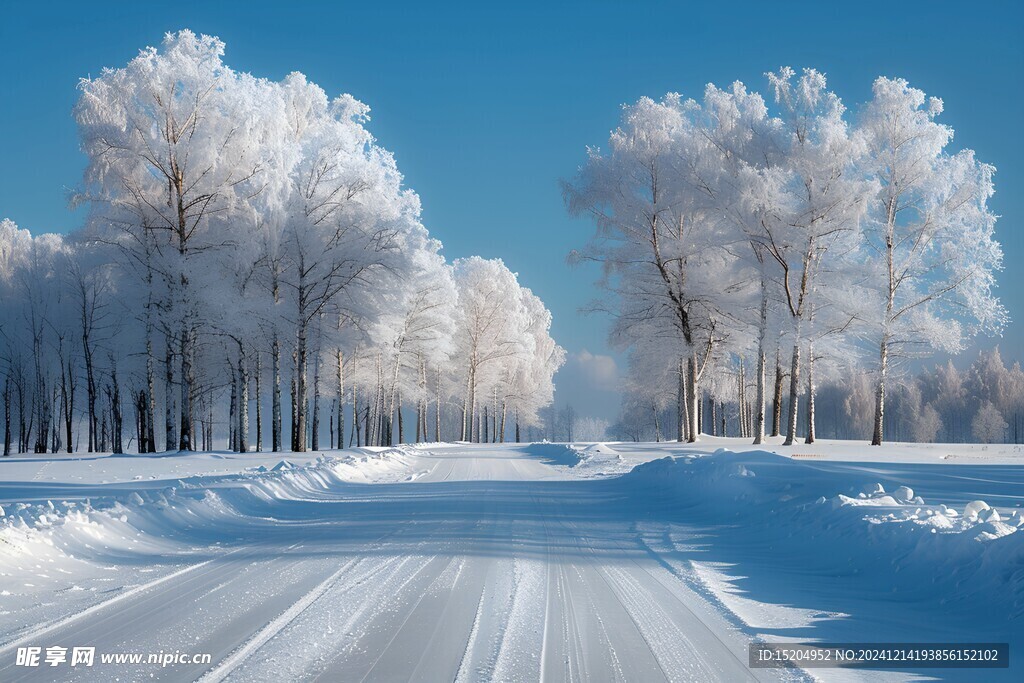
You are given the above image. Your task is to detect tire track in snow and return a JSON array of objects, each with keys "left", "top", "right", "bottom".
[
  {"left": 541, "top": 513, "right": 658, "bottom": 683},
  {"left": 356, "top": 556, "right": 465, "bottom": 682},
  {"left": 491, "top": 555, "right": 547, "bottom": 682},
  {"left": 586, "top": 519, "right": 765, "bottom": 682},
  {"left": 569, "top": 562, "right": 627, "bottom": 682},
  {"left": 216, "top": 552, "right": 412, "bottom": 683},
  {"left": 312, "top": 555, "right": 450, "bottom": 678},
  {"left": 197, "top": 558, "right": 360, "bottom": 683},
  {"left": 301, "top": 506, "right": 477, "bottom": 682},
  {"left": 454, "top": 577, "right": 488, "bottom": 683},
  {"left": 406, "top": 554, "right": 493, "bottom": 682},
  {"left": 631, "top": 524, "right": 800, "bottom": 682},
  {"left": 0, "top": 555, "right": 218, "bottom": 657}
]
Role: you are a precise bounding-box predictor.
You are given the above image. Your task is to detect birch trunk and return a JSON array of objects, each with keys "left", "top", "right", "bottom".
[
  {"left": 872, "top": 196, "right": 898, "bottom": 446},
  {"left": 353, "top": 368, "right": 361, "bottom": 447},
  {"left": 771, "top": 347, "right": 783, "bottom": 437},
  {"left": 292, "top": 374, "right": 300, "bottom": 450},
  {"left": 63, "top": 359, "right": 74, "bottom": 453},
  {"left": 164, "top": 339, "right": 175, "bottom": 451},
  {"left": 397, "top": 392, "right": 403, "bottom": 445},
  {"left": 3, "top": 378, "right": 11, "bottom": 456},
  {"left": 742, "top": 363, "right": 749, "bottom": 438},
  {"left": 710, "top": 397, "right": 718, "bottom": 437},
  {"left": 229, "top": 365, "right": 237, "bottom": 452},
  {"left": 144, "top": 336, "right": 156, "bottom": 453},
  {"left": 272, "top": 336, "right": 282, "bottom": 452},
  {"left": 871, "top": 338, "right": 888, "bottom": 446},
  {"left": 753, "top": 290, "right": 768, "bottom": 444},
  {"left": 686, "top": 355, "right": 700, "bottom": 443},
  {"left": 295, "top": 324, "right": 308, "bottom": 452},
  {"left": 463, "top": 357, "right": 474, "bottom": 442},
  {"left": 238, "top": 344, "right": 249, "bottom": 453},
  {"left": 783, "top": 344, "right": 800, "bottom": 446},
  {"left": 255, "top": 352, "right": 262, "bottom": 452},
  {"left": 337, "top": 350, "right": 345, "bottom": 451},
  {"left": 83, "top": 318, "right": 97, "bottom": 453},
  {"left": 178, "top": 325, "right": 193, "bottom": 451},
  {"left": 804, "top": 343, "right": 816, "bottom": 445},
  {"left": 109, "top": 362, "right": 123, "bottom": 454},
  {"left": 676, "top": 358, "right": 685, "bottom": 442},
  {"left": 364, "top": 401, "right": 371, "bottom": 448},
  {"left": 500, "top": 401, "right": 507, "bottom": 443},
  {"left": 435, "top": 366, "right": 441, "bottom": 443},
  {"left": 311, "top": 366, "right": 320, "bottom": 451}
]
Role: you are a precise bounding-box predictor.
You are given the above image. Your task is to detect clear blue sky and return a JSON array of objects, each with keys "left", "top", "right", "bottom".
[{"left": 2, "top": 0, "right": 1021, "bottom": 420}]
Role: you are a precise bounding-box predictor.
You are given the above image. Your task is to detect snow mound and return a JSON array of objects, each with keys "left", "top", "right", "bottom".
[
  {"left": 964, "top": 500, "right": 991, "bottom": 520},
  {"left": 581, "top": 443, "right": 622, "bottom": 458},
  {"left": 524, "top": 443, "right": 584, "bottom": 467},
  {"left": 622, "top": 449, "right": 1024, "bottom": 617}
]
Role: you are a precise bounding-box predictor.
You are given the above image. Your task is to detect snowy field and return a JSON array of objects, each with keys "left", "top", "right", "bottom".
[{"left": 1, "top": 439, "right": 1021, "bottom": 682}]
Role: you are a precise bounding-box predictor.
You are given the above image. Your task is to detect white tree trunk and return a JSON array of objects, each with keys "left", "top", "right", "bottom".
[
  {"left": 435, "top": 366, "right": 441, "bottom": 443},
  {"left": 255, "top": 352, "right": 262, "bottom": 452},
  {"left": 686, "top": 355, "right": 700, "bottom": 443},
  {"left": 783, "top": 344, "right": 800, "bottom": 446},
  {"left": 804, "top": 343, "right": 816, "bottom": 445},
  {"left": 238, "top": 343, "right": 249, "bottom": 453},
  {"left": 753, "top": 290, "right": 768, "bottom": 444},
  {"left": 272, "top": 336, "right": 282, "bottom": 452},
  {"left": 337, "top": 350, "right": 345, "bottom": 451},
  {"left": 178, "top": 325, "right": 194, "bottom": 451},
  {"left": 872, "top": 337, "right": 888, "bottom": 446}
]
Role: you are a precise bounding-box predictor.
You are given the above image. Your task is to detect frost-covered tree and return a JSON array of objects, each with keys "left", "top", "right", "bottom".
[
  {"left": 564, "top": 92, "right": 751, "bottom": 443},
  {"left": 575, "top": 416, "right": 610, "bottom": 442},
  {"left": 452, "top": 257, "right": 563, "bottom": 443},
  {"left": 858, "top": 77, "right": 1006, "bottom": 445},
  {"left": 75, "top": 31, "right": 273, "bottom": 450},
  {"left": 500, "top": 287, "right": 565, "bottom": 442},
  {"left": 972, "top": 401, "right": 1007, "bottom": 444},
  {"left": 568, "top": 67, "right": 1004, "bottom": 447},
  {"left": 2, "top": 31, "right": 564, "bottom": 455},
  {"left": 750, "top": 68, "right": 870, "bottom": 445}
]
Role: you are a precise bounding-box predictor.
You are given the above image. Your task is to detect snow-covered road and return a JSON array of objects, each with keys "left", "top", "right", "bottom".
[
  {"left": 4, "top": 439, "right": 1022, "bottom": 682},
  {"left": 0, "top": 445, "right": 778, "bottom": 682}
]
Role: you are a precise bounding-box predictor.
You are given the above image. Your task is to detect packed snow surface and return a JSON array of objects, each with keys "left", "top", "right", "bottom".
[{"left": 0, "top": 438, "right": 1021, "bottom": 681}]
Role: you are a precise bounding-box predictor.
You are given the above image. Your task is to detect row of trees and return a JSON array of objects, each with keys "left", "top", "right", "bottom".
[
  {"left": 566, "top": 68, "right": 1006, "bottom": 446},
  {"left": 610, "top": 348, "right": 1024, "bottom": 445},
  {"left": 0, "top": 31, "right": 564, "bottom": 456}
]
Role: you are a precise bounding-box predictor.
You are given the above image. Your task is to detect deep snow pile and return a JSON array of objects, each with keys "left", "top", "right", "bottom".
[
  {"left": 624, "top": 449, "right": 1024, "bottom": 625},
  {"left": 571, "top": 442, "right": 633, "bottom": 477},
  {"left": 524, "top": 442, "right": 585, "bottom": 467},
  {"left": 520, "top": 442, "right": 632, "bottom": 478}
]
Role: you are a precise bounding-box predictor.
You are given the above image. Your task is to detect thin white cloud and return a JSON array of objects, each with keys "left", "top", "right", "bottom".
[{"left": 570, "top": 349, "right": 619, "bottom": 391}]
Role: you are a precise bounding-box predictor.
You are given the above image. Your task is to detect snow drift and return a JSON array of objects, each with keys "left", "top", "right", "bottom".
[
  {"left": 623, "top": 449, "right": 1024, "bottom": 622},
  {"left": 0, "top": 447, "right": 423, "bottom": 584}
]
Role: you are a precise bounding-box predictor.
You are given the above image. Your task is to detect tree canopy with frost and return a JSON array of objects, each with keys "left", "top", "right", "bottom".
[
  {"left": 568, "top": 67, "right": 1005, "bottom": 447},
  {"left": 0, "top": 30, "right": 563, "bottom": 456}
]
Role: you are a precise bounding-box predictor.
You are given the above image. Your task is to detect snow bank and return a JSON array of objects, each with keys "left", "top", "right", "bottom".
[
  {"left": 0, "top": 447, "right": 423, "bottom": 586},
  {"left": 623, "top": 450, "right": 1024, "bottom": 618},
  {"left": 524, "top": 443, "right": 585, "bottom": 467},
  {"left": 522, "top": 442, "right": 629, "bottom": 474}
]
